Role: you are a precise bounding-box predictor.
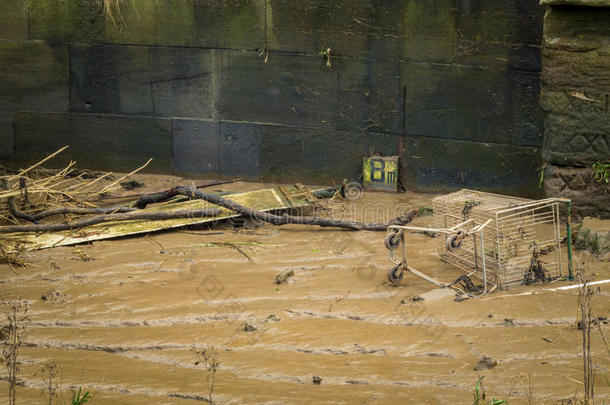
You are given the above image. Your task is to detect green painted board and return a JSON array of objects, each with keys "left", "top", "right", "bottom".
[
  {"left": 362, "top": 156, "right": 399, "bottom": 192},
  {"left": 1, "top": 187, "right": 311, "bottom": 252}
]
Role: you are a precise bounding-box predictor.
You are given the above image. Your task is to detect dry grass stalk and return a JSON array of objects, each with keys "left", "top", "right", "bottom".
[
  {"left": 192, "top": 345, "right": 220, "bottom": 405},
  {"left": 577, "top": 264, "right": 595, "bottom": 403},
  {"left": 1, "top": 298, "right": 30, "bottom": 405},
  {"left": 99, "top": 0, "right": 124, "bottom": 27},
  {"left": 0, "top": 147, "right": 150, "bottom": 222},
  {"left": 36, "top": 360, "right": 61, "bottom": 405}
]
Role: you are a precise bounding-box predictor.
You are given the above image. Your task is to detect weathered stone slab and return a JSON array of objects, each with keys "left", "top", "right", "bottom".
[
  {"left": 267, "top": 0, "right": 357, "bottom": 56},
  {"left": 13, "top": 112, "right": 72, "bottom": 168},
  {"left": 218, "top": 121, "right": 263, "bottom": 178},
  {"left": 337, "top": 59, "right": 403, "bottom": 134},
  {"left": 70, "top": 44, "right": 152, "bottom": 115},
  {"left": 401, "top": 137, "right": 542, "bottom": 197},
  {"left": 219, "top": 52, "right": 336, "bottom": 128},
  {"left": 457, "top": 41, "right": 541, "bottom": 72},
  {"left": 0, "top": 41, "right": 69, "bottom": 112},
  {"left": 150, "top": 47, "right": 216, "bottom": 119},
  {"left": 0, "top": 113, "right": 13, "bottom": 161},
  {"left": 542, "top": 47, "right": 610, "bottom": 91},
  {"left": 29, "top": 0, "right": 105, "bottom": 42},
  {"left": 259, "top": 125, "right": 397, "bottom": 184},
  {"left": 456, "top": 0, "right": 543, "bottom": 45},
  {"left": 544, "top": 164, "right": 609, "bottom": 220},
  {"left": 543, "top": 6, "right": 610, "bottom": 51},
  {"left": 402, "top": 64, "right": 542, "bottom": 146},
  {"left": 172, "top": 119, "right": 219, "bottom": 175},
  {"left": 542, "top": 112, "right": 609, "bottom": 165},
  {"left": 106, "top": 0, "right": 264, "bottom": 50},
  {"left": 0, "top": 0, "right": 28, "bottom": 40},
  {"left": 268, "top": 0, "right": 455, "bottom": 61},
  {"left": 70, "top": 114, "right": 172, "bottom": 173},
  {"left": 400, "top": 0, "right": 456, "bottom": 63}
]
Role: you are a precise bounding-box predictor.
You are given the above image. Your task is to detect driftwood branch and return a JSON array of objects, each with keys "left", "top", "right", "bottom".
[
  {"left": 8, "top": 202, "right": 138, "bottom": 223},
  {"left": 174, "top": 185, "right": 416, "bottom": 231},
  {"left": 0, "top": 208, "right": 222, "bottom": 233},
  {"left": 132, "top": 180, "right": 234, "bottom": 209}
]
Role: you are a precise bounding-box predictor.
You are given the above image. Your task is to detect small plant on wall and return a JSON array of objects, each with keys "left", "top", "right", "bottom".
[
  {"left": 319, "top": 47, "right": 332, "bottom": 69},
  {"left": 592, "top": 160, "right": 609, "bottom": 192}
]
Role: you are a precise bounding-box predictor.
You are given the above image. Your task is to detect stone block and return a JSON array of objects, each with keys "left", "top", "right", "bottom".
[
  {"left": 456, "top": 0, "right": 543, "bottom": 45},
  {"left": 219, "top": 52, "right": 336, "bottom": 128},
  {"left": 29, "top": 0, "right": 105, "bottom": 42},
  {"left": 218, "top": 121, "right": 263, "bottom": 178},
  {"left": 268, "top": 0, "right": 455, "bottom": 61},
  {"left": 0, "top": 41, "right": 69, "bottom": 112},
  {"left": 544, "top": 164, "right": 609, "bottom": 220},
  {"left": 267, "top": 0, "right": 358, "bottom": 56},
  {"left": 13, "top": 112, "right": 72, "bottom": 168},
  {"left": 402, "top": 136, "right": 542, "bottom": 197},
  {"left": 70, "top": 44, "right": 152, "bottom": 115},
  {"left": 402, "top": 64, "right": 542, "bottom": 146},
  {"left": 0, "top": 0, "right": 28, "bottom": 40},
  {"left": 337, "top": 59, "right": 403, "bottom": 134},
  {"left": 105, "top": 0, "right": 264, "bottom": 49},
  {"left": 542, "top": 47, "right": 610, "bottom": 91},
  {"left": 0, "top": 113, "right": 13, "bottom": 161},
  {"left": 259, "top": 125, "right": 397, "bottom": 184},
  {"left": 543, "top": 6, "right": 610, "bottom": 51},
  {"left": 457, "top": 41, "right": 541, "bottom": 72},
  {"left": 542, "top": 112, "right": 609, "bottom": 166},
  {"left": 172, "top": 119, "right": 219, "bottom": 174},
  {"left": 70, "top": 114, "right": 172, "bottom": 173},
  {"left": 150, "top": 47, "right": 217, "bottom": 119}
]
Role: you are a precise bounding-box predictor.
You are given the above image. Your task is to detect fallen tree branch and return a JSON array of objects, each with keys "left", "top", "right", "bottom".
[
  {"left": 0, "top": 208, "right": 222, "bottom": 233},
  {"left": 174, "top": 185, "right": 417, "bottom": 231},
  {"left": 132, "top": 180, "right": 234, "bottom": 209}
]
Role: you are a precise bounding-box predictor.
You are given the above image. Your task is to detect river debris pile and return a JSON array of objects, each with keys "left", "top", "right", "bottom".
[{"left": 0, "top": 147, "right": 417, "bottom": 255}]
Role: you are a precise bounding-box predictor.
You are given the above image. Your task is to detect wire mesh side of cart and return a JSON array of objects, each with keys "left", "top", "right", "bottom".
[{"left": 433, "top": 189, "right": 564, "bottom": 290}]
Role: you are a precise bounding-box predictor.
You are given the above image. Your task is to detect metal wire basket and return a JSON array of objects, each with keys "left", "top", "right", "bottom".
[{"left": 385, "top": 189, "right": 572, "bottom": 293}]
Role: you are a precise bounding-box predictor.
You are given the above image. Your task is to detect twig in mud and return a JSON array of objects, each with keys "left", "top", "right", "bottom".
[
  {"left": 328, "top": 290, "right": 350, "bottom": 312},
  {"left": 174, "top": 185, "right": 417, "bottom": 231},
  {"left": 192, "top": 345, "right": 220, "bottom": 405},
  {"left": 144, "top": 235, "right": 165, "bottom": 251}
]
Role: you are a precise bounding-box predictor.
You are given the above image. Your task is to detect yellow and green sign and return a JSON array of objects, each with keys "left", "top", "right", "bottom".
[{"left": 363, "top": 156, "right": 399, "bottom": 191}]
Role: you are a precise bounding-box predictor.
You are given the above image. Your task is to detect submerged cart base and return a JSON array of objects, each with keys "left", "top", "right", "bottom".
[{"left": 385, "top": 189, "right": 573, "bottom": 295}]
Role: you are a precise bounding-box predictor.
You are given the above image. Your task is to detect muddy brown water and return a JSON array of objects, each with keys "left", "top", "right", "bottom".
[{"left": 1, "top": 179, "right": 609, "bottom": 404}]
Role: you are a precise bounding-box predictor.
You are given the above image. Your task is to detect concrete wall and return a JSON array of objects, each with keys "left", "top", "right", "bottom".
[
  {"left": 0, "top": 0, "right": 544, "bottom": 196},
  {"left": 540, "top": 1, "right": 610, "bottom": 217}
]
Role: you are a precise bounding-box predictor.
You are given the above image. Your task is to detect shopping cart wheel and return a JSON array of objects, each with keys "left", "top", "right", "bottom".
[
  {"left": 384, "top": 232, "right": 401, "bottom": 250},
  {"left": 387, "top": 265, "right": 404, "bottom": 284},
  {"left": 446, "top": 233, "right": 463, "bottom": 251}
]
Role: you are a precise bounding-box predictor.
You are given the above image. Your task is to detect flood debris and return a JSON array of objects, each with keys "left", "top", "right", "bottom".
[
  {"left": 474, "top": 355, "right": 497, "bottom": 371},
  {"left": 275, "top": 270, "right": 295, "bottom": 285},
  {"left": 2, "top": 148, "right": 414, "bottom": 253},
  {"left": 120, "top": 180, "right": 144, "bottom": 190},
  {"left": 243, "top": 323, "right": 257, "bottom": 332}
]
